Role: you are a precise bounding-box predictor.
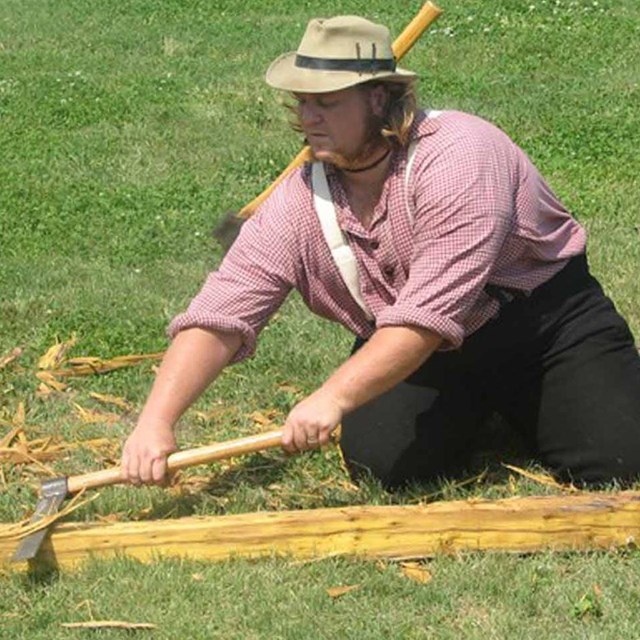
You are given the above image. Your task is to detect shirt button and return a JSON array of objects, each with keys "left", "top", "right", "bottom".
[
  {"left": 369, "top": 240, "right": 380, "bottom": 250},
  {"left": 383, "top": 265, "right": 395, "bottom": 278}
]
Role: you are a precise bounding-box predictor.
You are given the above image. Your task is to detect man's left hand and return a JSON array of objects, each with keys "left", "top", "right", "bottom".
[{"left": 282, "top": 389, "right": 343, "bottom": 453}]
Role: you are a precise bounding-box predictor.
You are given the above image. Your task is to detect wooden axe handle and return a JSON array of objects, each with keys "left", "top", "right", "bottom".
[
  {"left": 66, "top": 429, "right": 283, "bottom": 493},
  {"left": 392, "top": 0, "right": 443, "bottom": 59},
  {"left": 237, "top": 1, "right": 443, "bottom": 219}
]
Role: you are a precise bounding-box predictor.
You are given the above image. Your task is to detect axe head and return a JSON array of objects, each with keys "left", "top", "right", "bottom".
[{"left": 12, "top": 476, "right": 69, "bottom": 562}]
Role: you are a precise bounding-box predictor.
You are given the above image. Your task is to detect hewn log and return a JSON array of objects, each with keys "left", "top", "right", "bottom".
[{"left": 2, "top": 492, "right": 639, "bottom": 572}]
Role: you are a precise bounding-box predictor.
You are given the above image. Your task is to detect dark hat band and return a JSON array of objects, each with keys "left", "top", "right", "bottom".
[{"left": 295, "top": 54, "right": 396, "bottom": 73}]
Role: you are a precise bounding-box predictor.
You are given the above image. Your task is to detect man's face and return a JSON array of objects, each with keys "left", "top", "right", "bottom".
[{"left": 292, "top": 85, "right": 386, "bottom": 167}]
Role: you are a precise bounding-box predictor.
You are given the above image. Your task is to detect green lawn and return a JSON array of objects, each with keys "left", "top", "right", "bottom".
[{"left": 1, "top": 0, "right": 639, "bottom": 637}]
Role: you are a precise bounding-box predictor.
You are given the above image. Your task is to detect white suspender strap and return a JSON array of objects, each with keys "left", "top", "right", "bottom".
[
  {"left": 404, "top": 140, "right": 419, "bottom": 224},
  {"left": 404, "top": 109, "right": 442, "bottom": 224},
  {"left": 311, "top": 162, "right": 374, "bottom": 320}
]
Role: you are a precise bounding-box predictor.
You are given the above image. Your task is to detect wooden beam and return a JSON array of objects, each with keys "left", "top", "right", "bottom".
[{"left": 3, "top": 492, "right": 640, "bottom": 572}]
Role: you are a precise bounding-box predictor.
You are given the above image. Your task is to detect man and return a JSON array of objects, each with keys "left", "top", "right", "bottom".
[{"left": 122, "top": 16, "right": 640, "bottom": 489}]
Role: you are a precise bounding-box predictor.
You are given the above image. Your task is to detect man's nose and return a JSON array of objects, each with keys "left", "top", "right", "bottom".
[{"left": 300, "top": 102, "right": 321, "bottom": 125}]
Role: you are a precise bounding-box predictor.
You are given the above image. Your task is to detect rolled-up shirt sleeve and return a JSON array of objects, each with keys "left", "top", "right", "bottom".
[
  {"left": 376, "top": 129, "right": 515, "bottom": 349},
  {"left": 168, "top": 189, "right": 297, "bottom": 363}
]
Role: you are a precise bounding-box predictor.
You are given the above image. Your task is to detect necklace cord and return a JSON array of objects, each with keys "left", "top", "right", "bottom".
[{"left": 341, "top": 148, "right": 391, "bottom": 173}]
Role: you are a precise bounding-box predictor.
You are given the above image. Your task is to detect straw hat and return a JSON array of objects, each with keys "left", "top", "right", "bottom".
[{"left": 266, "top": 15, "right": 417, "bottom": 93}]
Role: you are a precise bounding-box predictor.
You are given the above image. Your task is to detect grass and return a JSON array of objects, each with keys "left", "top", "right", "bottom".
[
  {"left": 3, "top": 552, "right": 640, "bottom": 639},
  {"left": 1, "top": 0, "right": 639, "bottom": 637}
]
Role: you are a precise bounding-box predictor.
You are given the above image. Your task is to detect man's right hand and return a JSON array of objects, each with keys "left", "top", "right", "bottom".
[
  {"left": 121, "top": 420, "right": 178, "bottom": 486},
  {"left": 118, "top": 327, "right": 242, "bottom": 486}
]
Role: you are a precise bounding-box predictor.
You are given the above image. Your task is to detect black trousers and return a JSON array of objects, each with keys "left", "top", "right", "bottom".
[{"left": 340, "top": 255, "right": 640, "bottom": 488}]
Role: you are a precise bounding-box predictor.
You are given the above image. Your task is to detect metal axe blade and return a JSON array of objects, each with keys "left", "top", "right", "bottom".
[{"left": 12, "top": 477, "right": 69, "bottom": 562}]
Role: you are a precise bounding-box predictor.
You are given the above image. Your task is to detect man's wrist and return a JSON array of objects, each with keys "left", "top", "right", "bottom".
[
  {"left": 316, "top": 382, "right": 351, "bottom": 416},
  {"left": 135, "top": 413, "right": 176, "bottom": 434}
]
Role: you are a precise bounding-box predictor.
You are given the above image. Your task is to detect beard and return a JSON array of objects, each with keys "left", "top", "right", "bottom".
[{"left": 306, "top": 109, "right": 388, "bottom": 170}]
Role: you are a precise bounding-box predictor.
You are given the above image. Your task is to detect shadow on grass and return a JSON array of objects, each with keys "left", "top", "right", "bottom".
[
  {"left": 20, "top": 563, "right": 60, "bottom": 589},
  {"left": 129, "top": 452, "right": 301, "bottom": 521},
  {"left": 123, "top": 414, "right": 558, "bottom": 523}
]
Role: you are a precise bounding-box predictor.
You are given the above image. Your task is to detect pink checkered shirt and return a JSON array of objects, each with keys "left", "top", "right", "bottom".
[{"left": 169, "top": 110, "right": 587, "bottom": 362}]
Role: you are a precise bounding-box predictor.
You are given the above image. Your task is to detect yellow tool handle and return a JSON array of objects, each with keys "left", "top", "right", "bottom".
[
  {"left": 393, "top": 0, "right": 443, "bottom": 59},
  {"left": 237, "top": 1, "right": 443, "bottom": 219},
  {"left": 66, "top": 429, "right": 284, "bottom": 493}
]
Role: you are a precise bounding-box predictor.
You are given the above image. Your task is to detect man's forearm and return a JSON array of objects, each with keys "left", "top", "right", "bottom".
[
  {"left": 137, "top": 327, "right": 243, "bottom": 431},
  {"left": 321, "top": 325, "right": 442, "bottom": 414}
]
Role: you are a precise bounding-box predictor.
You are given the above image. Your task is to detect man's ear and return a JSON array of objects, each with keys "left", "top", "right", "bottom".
[{"left": 368, "top": 83, "right": 389, "bottom": 118}]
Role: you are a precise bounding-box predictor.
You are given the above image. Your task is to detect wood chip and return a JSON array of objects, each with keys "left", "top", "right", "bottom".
[
  {"left": 277, "top": 383, "right": 302, "bottom": 395},
  {"left": 13, "top": 403, "right": 25, "bottom": 426},
  {"left": 326, "top": 584, "right": 360, "bottom": 598},
  {"left": 35, "top": 371, "right": 68, "bottom": 392},
  {"left": 0, "top": 347, "right": 22, "bottom": 370},
  {"left": 38, "top": 335, "right": 77, "bottom": 370},
  {"left": 89, "top": 392, "right": 132, "bottom": 411},
  {"left": 73, "top": 404, "right": 121, "bottom": 425},
  {"left": 400, "top": 561, "right": 433, "bottom": 584},
  {"left": 36, "top": 383, "right": 54, "bottom": 397},
  {"left": 50, "top": 352, "right": 164, "bottom": 377},
  {"left": 0, "top": 426, "right": 23, "bottom": 448},
  {"left": 248, "top": 410, "right": 279, "bottom": 426},
  {"left": 502, "top": 463, "right": 578, "bottom": 492},
  {"left": 61, "top": 621, "right": 156, "bottom": 630},
  {"left": 192, "top": 406, "right": 228, "bottom": 422},
  {"left": 95, "top": 513, "right": 124, "bottom": 524},
  {"left": 0, "top": 446, "right": 59, "bottom": 466}
]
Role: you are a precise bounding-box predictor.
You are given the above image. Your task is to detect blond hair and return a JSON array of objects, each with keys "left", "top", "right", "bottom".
[{"left": 374, "top": 80, "right": 418, "bottom": 147}]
